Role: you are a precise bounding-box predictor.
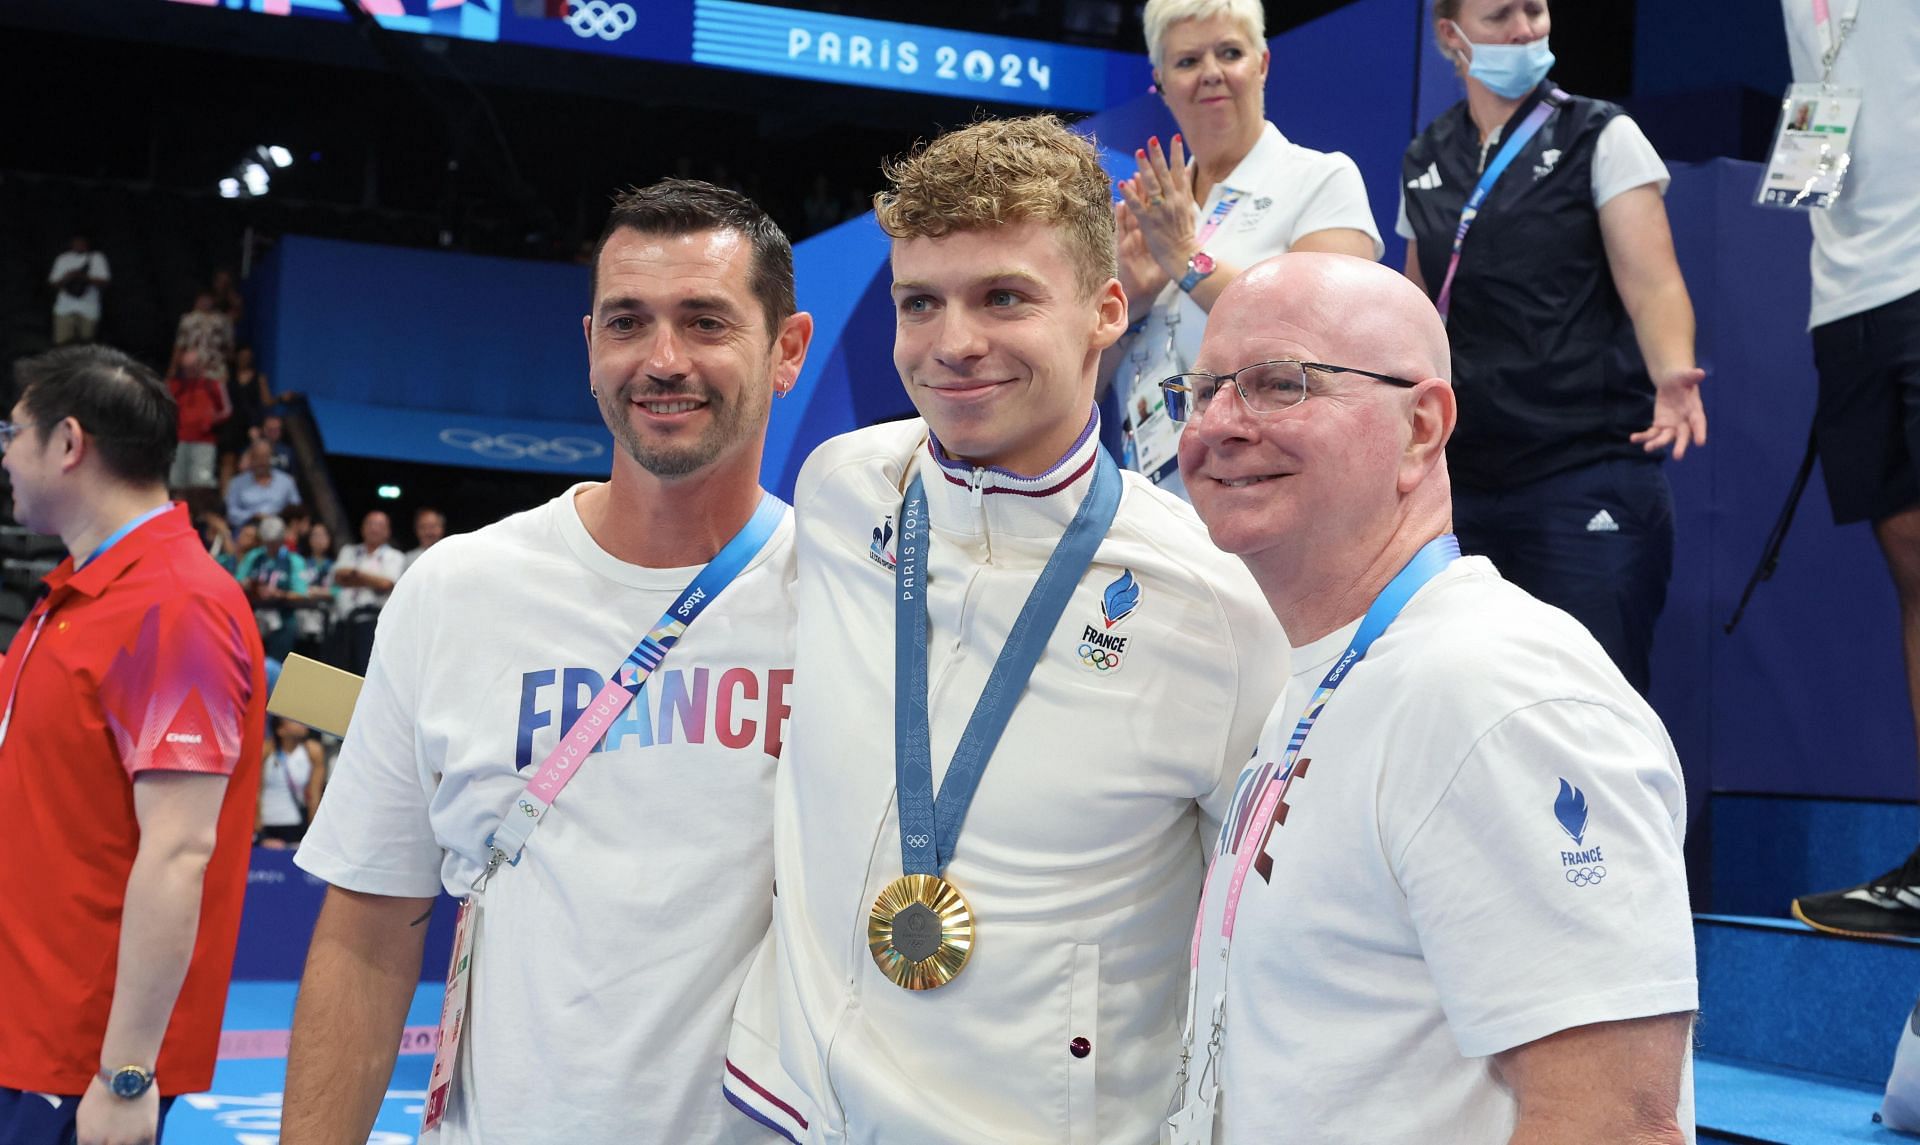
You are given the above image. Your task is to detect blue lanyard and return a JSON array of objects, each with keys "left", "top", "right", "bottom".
[
  {"left": 1225, "top": 533, "right": 1461, "bottom": 858},
  {"left": 894, "top": 449, "right": 1122, "bottom": 876},
  {"left": 1434, "top": 89, "right": 1564, "bottom": 319},
  {"left": 79, "top": 504, "right": 171, "bottom": 569}
]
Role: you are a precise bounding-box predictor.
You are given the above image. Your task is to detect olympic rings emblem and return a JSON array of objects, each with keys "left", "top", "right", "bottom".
[
  {"left": 903, "top": 833, "right": 930, "bottom": 848},
  {"left": 567, "top": 0, "right": 636, "bottom": 41},
  {"left": 517, "top": 800, "right": 540, "bottom": 818},
  {"left": 439, "top": 427, "right": 606, "bottom": 465},
  {"left": 1077, "top": 642, "right": 1123, "bottom": 671},
  {"left": 1564, "top": 865, "right": 1606, "bottom": 887}
]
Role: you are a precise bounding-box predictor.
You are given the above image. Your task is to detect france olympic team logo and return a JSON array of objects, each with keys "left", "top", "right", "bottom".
[{"left": 1101, "top": 569, "right": 1140, "bottom": 628}]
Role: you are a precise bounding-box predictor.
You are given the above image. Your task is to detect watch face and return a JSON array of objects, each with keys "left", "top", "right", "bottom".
[
  {"left": 1191, "top": 252, "right": 1216, "bottom": 275},
  {"left": 109, "top": 1067, "right": 152, "bottom": 1098}
]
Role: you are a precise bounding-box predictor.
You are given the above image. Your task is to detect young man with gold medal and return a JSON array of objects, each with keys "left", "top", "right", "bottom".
[{"left": 722, "top": 116, "right": 1286, "bottom": 1144}]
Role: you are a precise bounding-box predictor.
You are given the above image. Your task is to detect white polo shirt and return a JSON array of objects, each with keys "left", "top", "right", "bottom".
[
  {"left": 1185, "top": 556, "right": 1697, "bottom": 1143},
  {"left": 1116, "top": 121, "right": 1383, "bottom": 495},
  {"left": 725, "top": 415, "right": 1286, "bottom": 1144}
]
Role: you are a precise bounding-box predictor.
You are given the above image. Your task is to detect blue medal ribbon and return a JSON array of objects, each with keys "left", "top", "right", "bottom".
[{"left": 894, "top": 449, "right": 1122, "bottom": 876}]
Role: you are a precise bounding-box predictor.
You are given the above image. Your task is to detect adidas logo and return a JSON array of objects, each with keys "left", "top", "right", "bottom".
[
  {"left": 1406, "top": 162, "right": 1442, "bottom": 191},
  {"left": 1585, "top": 510, "right": 1620, "bottom": 533}
]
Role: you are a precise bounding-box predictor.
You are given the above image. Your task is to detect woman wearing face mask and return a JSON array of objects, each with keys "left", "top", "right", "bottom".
[
  {"left": 1399, "top": 0, "right": 1706, "bottom": 695},
  {"left": 1108, "top": 0, "right": 1383, "bottom": 499}
]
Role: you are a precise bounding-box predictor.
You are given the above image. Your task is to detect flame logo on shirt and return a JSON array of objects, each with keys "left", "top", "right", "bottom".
[
  {"left": 1554, "top": 778, "right": 1589, "bottom": 846},
  {"left": 1101, "top": 569, "right": 1140, "bottom": 629}
]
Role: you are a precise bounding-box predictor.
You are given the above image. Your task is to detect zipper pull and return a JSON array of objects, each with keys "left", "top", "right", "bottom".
[{"left": 969, "top": 467, "right": 987, "bottom": 508}]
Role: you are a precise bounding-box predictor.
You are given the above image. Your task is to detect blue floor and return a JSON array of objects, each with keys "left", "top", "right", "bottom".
[{"left": 163, "top": 981, "right": 440, "bottom": 1145}]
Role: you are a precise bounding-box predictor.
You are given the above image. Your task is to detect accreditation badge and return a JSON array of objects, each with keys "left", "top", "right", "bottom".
[
  {"left": 1757, "top": 82, "right": 1863, "bottom": 210},
  {"left": 868, "top": 873, "right": 974, "bottom": 990},
  {"left": 420, "top": 896, "right": 477, "bottom": 1138}
]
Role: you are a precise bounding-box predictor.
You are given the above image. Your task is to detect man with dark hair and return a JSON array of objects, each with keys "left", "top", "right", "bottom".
[
  {"left": 0, "top": 345, "right": 267, "bottom": 1145},
  {"left": 283, "top": 180, "right": 811, "bottom": 1143}
]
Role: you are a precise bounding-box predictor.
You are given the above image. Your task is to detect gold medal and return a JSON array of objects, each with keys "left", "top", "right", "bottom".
[{"left": 868, "top": 873, "right": 973, "bottom": 990}]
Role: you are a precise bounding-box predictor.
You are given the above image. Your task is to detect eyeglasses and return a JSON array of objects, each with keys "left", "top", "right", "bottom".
[
  {"left": 0, "top": 421, "right": 34, "bottom": 450},
  {"left": 1158, "top": 360, "right": 1419, "bottom": 423}
]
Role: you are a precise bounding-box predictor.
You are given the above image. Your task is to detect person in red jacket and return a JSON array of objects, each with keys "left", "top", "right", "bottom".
[
  {"left": 166, "top": 347, "right": 229, "bottom": 496},
  {"left": 0, "top": 344, "right": 266, "bottom": 1145}
]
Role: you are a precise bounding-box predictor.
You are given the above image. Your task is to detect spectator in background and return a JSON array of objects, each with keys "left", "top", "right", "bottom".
[
  {"left": 236, "top": 515, "right": 309, "bottom": 663},
  {"left": 256, "top": 718, "right": 326, "bottom": 849},
  {"left": 295, "top": 520, "right": 337, "bottom": 655},
  {"left": 168, "top": 348, "right": 229, "bottom": 498},
  {"left": 400, "top": 506, "right": 445, "bottom": 575},
  {"left": 208, "top": 518, "right": 258, "bottom": 576},
  {"left": 226, "top": 441, "right": 301, "bottom": 529},
  {"left": 281, "top": 503, "right": 311, "bottom": 553},
  {"left": 1105, "top": 0, "right": 1382, "bottom": 499},
  {"left": 329, "top": 510, "right": 404, "bottom": 673},
  {"left": 0, "top": 344, "right": 265, "bottom": 1145},
  {"left": 171, "top": 291, "right": 234, "bottom": 387},
  {"left": 301, "top": 521, "right": 336, "bottom": 589},
  {"left": 210, "top": 267, "right": 245, "bottom": 334},
  {"left": 235, "top": 346, "right": 282, "bottom": 416},
  {"left": 47, "top": 235, "right": 111, "bottom": 346},
  {"left": 217, "top": 347, "right": 270, "bottom": 490},
  {"left": 259, "top": 412, "right": 295, "bottom": 472}
]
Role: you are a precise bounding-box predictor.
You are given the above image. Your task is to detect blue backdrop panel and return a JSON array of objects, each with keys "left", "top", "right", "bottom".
[
  {"left": 1651, "top": 159, "right": 1915, "bottom": 802},
  {"left": 259, "top": 235, "right": 594, "bottom": 423},
  {"left": 307, "top": 396, "right": 614, "bottom": 476},
  {"left": 235, "top": 847, "right": 457, "bottom": 981}
]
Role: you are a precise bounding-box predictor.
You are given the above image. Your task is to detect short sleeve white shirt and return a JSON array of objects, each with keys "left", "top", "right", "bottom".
[
  {"left": 1781, "top": 0, "right": 1920, "bottom": 326},
  {"left": 297, "top": 485, "right": 795, "bottom": 1144},
  {"left": 48, "top": 251, "right": 110, "bottom": 320},
  {"left": 328, "top": 542, "right": 406, "bottom": 618},
  {"left": 1394, "top": 115, "right": 1669, "bottom": 240},
  {"left": 1187, "top": 557, "right": 1697, "bottom": 1143}
]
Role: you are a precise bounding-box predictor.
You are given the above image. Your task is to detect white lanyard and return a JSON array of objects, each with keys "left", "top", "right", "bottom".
[{"left": 0, "top": 611, "right": 51, "bottom": 752}]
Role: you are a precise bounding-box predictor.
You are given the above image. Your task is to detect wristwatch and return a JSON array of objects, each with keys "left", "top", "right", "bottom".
[
  {"left": 100, "top": 1064, "right": 156, "bottom": 1099},
  {"left": 1178, "top": 251, "right": 1216, "bottom": 293}
]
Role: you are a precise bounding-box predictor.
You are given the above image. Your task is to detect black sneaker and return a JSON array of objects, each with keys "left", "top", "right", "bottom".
[{"left": 1792, "top": 845, "right": 1920, "bottom": 939}]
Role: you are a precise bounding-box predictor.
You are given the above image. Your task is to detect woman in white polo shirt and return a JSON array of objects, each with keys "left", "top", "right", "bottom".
[{"left": 1108, "top": 0, "right": 1383, "bottom": 498}]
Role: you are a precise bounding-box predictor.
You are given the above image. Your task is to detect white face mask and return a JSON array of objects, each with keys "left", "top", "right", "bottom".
[{"left": 1449, "top": 20, "right": 1555, "bottom": 99}]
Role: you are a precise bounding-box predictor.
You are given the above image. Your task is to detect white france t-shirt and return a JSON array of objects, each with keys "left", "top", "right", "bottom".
[
  {"left": 1188, "top": 557, "right": 1696, "bottom": 1143},
  {"left": 297, "top": 484, "right": 795, "bottom": 1145}
]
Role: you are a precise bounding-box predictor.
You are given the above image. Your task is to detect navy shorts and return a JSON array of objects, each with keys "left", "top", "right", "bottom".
[
  {"left": 1453, "top": 457, "right": 1674, "bottom": 695},
  {"left": 1813, "top": 287, "right": 1920, "bottom": 525},
  {"left": 0, "top": 1087, "right": 175, "bottom": 1145}
]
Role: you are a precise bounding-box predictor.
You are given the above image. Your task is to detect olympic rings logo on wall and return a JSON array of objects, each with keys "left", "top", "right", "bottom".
[
  {"left": 1078, "top": 642, "right": 1123, "bottom": 671},
  {"left": 568, "top": 0, "right": 637, "bottom": 41},
  {"left": 1564, "top": 865, "right": 1606, "bottom": 887},
  {"left": 439, "top": 428, "right": 606, "bottom": 465}
]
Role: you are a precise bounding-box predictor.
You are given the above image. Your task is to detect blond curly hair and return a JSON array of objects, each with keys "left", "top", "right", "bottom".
[{"left": 873, "top": 115, "right": 1117, "bottom": 300}]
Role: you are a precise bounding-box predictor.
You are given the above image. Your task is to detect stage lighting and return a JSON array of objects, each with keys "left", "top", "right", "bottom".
[
  {"left": 219, "top": 178, "right": 242, "bottom": 199},
  {"left": 377, "top": 485, "right": 403, "bottom": 500},
  {"left": 243, "top": 163, "right": 271, "bottom": 196},
  {"left": 265, "top": 145, "right": 294, "bottom": 168}
]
